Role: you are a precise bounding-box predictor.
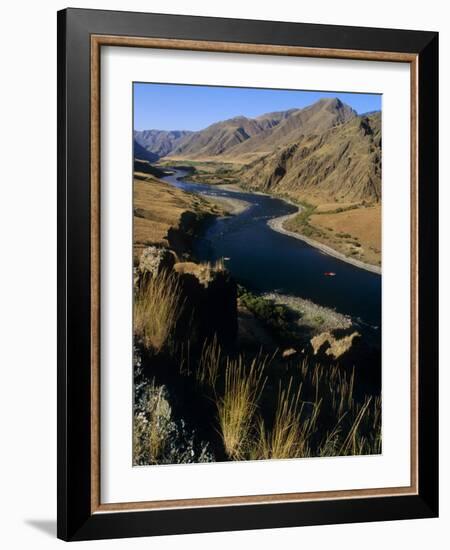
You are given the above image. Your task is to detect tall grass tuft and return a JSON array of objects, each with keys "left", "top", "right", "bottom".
[
  {"left": 253, "top": 379, "right": 305, "bottom": 459},
  {"left": 217, "top": 356, "right": 267, "bottom": 460},
  {"left": 252, "top": 378, "right": 323, "bottom": 460},
  {"left": 197, "top": 335, "right": 222, "bottom": 388},
  {"left": 299, "top": 362, "right": 381, "bottom": 457},
  {"left": 134, "top": 269, "right": 183, "bottom": 353}
]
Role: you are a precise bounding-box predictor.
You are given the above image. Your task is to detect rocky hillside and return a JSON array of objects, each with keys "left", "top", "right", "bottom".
[
  {"left": 226, "top": 98, "right": 356, "bottom": 159},
  {"left": 135, "top": 98, "right": 357, "bottom": 162},
  {"left": 134, "top": 98, "right": 381, "bottom": 207},
  {"left": 133, "top": 140, "right": 159, "bottom": 163},
  {"left": 168, "top": 109, "right": 299, "bottom": 158},
  {"left": 169, "top": 98, "right": 356, "bottom": 160},
  {"left": 240, "top": 112, "right": 381, "bottom": 204},
  {"left": 134, "top": 129, "right": 192, "bottom": 158}
]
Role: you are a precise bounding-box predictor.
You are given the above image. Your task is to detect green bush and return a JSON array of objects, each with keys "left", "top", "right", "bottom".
[{"left": 238, "top": 288, "right": 294, "bottom": 337}]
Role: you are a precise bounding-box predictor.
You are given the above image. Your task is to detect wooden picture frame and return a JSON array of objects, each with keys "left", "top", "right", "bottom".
[{"left": 57, "top": 8, "right": 438, "bottom": 541}]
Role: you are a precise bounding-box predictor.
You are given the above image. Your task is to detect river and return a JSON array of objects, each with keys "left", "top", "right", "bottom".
[{"left": 162, "top": 169, "right": 381, "bottom": 335}]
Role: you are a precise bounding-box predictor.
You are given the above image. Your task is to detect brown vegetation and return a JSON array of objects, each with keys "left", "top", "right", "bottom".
[
  {"left": 133, "top": 174, "right": 223, "bottom": 262},
  {"left": 132, "top": 97, "right": 382, "bottom": 464},
  {"left": 133, "top": 258, "right": 381, "bottom": 464},
  {"left": 251, "top": 379, "right": 312, "bottom": 459},
  {"left": 217, "top": 355, "right": 268, "bottom": 460},
  {"left": 134, "top": 269, "right": 184, "bottom": 353},
  {"left": 308, "top": 204, "right": 381, "bottom": 266}
]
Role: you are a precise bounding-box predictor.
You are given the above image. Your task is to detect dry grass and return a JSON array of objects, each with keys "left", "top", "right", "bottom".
[
  {"left": 298, "top": 360, "right": 355, "bottom": 419},
  {"left": 161, "top": 157, "right": 247, "bottom": 167},
  {"left": 217, "top": 355, "right": 267, "bottom": 459},
  {"left": 314, "top": 201, "right": 360, "bottom": 213},
  {"left": 309, "top": 204, "right": 381, "bottom": 266},
  {"left": 134, "top": 269, "right": 183, "bottom": 353},
  {"left": 197, "top": 336, "right": 222, "bottom": 388},
  {"left": 174, "top": 258, "right": 225, "bottom": 285},
  {"left": 204, "top": 348, "right": 380, "bottom": 461},
  {"left": 298, "top": 361, "right": 382, "bottom": 457},
  {"left": 252, "top": 379, "right": 310, "bottom": 460},
  {"left": 133, "top": 175, "right": 223, "bottom": 262},
  {"left": 339, "top": 396, "right": 373, "bottom": 455},
  {"left": 251, "top": 359, "right": 380, "bottom": 460},
  {"left": 136, "top": 337, "right": 381, "bottom": 463}
]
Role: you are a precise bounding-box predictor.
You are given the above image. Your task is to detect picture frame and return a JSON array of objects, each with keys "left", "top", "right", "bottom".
[{"left": 57, "top": 8, "right": 438, "bottom": 541}]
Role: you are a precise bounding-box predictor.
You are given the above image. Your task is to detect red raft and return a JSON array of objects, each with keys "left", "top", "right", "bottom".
[{"left": 324, "top": 272, "right": 336, "bottom": 277}]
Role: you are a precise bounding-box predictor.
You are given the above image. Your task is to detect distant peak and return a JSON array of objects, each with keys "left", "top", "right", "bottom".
[
  {"left": 255, "top": 107, "right": 299, "bottom": 120},
  {"left": 317, "top": 97, "right": 344, "bottom": 108},
  {"left": 226, "top": 115, "right": 249, "bottom": 123}
]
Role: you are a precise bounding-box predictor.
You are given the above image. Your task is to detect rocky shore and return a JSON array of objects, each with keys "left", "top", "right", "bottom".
[
  {"left": 202, "top": 194, "right": 251, "bottom": 215},
  {"left": 262, "top": 292, "right": 352, "bottom": 333},
  {"left": 267, "top": 212, "right": 382, "bottom": 275}
]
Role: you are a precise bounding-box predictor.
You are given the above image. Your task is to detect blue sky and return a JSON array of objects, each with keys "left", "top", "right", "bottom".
[{"left": 134, "top": 83, "right": 381, "bottom": 132}]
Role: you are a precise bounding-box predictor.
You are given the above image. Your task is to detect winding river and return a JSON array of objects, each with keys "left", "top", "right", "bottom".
[{"left": 162, "top": 169, "right": 381, "bottom": 334}]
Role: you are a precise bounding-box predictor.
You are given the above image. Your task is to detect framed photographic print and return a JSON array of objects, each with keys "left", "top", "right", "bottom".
[{"left": 57, "top": 8, "right": 438, "bottom": 541}]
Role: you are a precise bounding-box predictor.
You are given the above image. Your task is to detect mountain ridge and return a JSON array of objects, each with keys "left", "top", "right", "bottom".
[
  {"left": 134, "top": 98, "right": 381, "bottom": 205},
  {"left": 135, "top": 98, "right": 365, "bottom": 161},
  {"left": 134, "top": 129, "right": 193, "bottom": 159},
  {"left": 239, "top": 112, "right": 381, "bottom": 204}
]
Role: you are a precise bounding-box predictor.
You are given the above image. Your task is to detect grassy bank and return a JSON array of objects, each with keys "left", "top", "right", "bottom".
[
  {"left": 272, "top": 200, "right": 381, "bottom": 269},
  {"left": 159, "top": 159, "right": 241, "bottom": 185},
  {"left": 133, "top": 172, "right": 225, "bottom": 262}
]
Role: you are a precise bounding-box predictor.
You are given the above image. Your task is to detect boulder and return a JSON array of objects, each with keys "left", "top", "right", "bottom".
[
  {"left": 310, "top": 331, "right": 360, "bottom": 359},
  {"left": 139, "top": 246, "right": 175, "bottom": 277}
]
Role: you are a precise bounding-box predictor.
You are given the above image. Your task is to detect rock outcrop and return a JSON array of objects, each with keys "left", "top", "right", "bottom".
[
  {"left": 135, "top": 247, "right": 238, "bottom": 350},
  {"left": 174, "top": 261, "right": 238, "bottom": 348},
  {"left": 133, "top": 376, "right": 214, "bottom": 465},
  {"left": 139, "top": 246, "right": 175, "bottom": 277},
  {"left": 310, "top": 330, "right": 361, "bottom": 359}
]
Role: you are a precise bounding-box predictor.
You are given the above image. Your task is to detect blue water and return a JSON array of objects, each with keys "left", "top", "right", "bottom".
[{"left": 163, "top": 169, "right": 381, "bottom": 331}]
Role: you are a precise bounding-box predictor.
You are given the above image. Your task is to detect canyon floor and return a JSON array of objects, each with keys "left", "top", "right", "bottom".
[{"left": 158, "top": 159, "right": 381, "bottom": 270}]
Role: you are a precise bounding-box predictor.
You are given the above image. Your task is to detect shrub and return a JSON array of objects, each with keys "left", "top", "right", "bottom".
[{"left": 238, "top": 289, "right": 293, "bottom": 337}]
